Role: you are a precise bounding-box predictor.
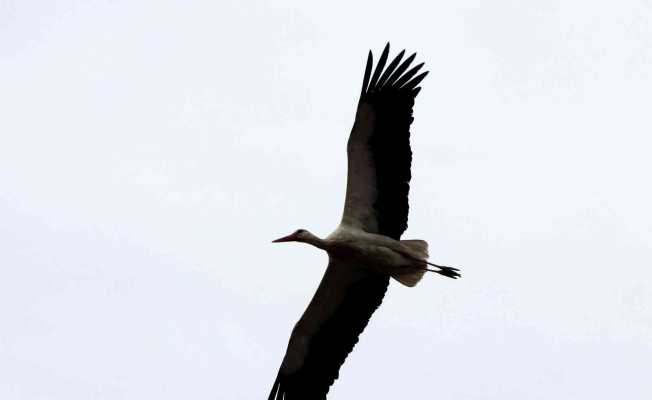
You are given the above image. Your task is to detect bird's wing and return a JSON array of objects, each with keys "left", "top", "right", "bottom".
[
  {"left": 268, "top": 257, "right": 389, "bottom": 400},
  {"left": 342, "top": 43, "right": 428, "bottom": 239}
]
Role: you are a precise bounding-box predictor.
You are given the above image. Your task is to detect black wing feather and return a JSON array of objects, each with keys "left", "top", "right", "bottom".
[
  {"left": 393, "top": 62, "right": 424, "bottom": 88},
  {"left": 382, "top": 52, "right": 416, "bottom": 87},
  {"left": 368, "top": 43, "right": 390, "bottom": 89},
  {"left": 360, "top": 51, "right": 373, "bottom": 96},
  {"left": 366, "top": 92, "right": 414, "bottom": 239},
  {"left": 402, "top": 71, "right": 429, "bottom": 91},
  {"left": 377, "top": 49, "right": 405, "bottom": 88}
]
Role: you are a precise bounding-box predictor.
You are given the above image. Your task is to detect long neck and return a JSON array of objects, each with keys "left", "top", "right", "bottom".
[{"left": 303, "top": 234, "right": 328, "bottom": 250}]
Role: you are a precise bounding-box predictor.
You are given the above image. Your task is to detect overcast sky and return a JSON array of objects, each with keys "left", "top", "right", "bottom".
[{"left": 2, "top": 1, "right": 652, "bottom": 399}]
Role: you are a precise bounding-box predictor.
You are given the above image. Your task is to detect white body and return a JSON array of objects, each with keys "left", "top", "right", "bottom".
[{"left": 325, "top": 225, "right": 426, "bottom": 277}]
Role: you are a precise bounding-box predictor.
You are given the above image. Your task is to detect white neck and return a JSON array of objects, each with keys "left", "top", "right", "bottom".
[{"left": 302, "top": 233, "right": 327, "bottom": 250}]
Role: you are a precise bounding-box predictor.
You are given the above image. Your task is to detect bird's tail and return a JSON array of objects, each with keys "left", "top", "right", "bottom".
[
  {"left": 392, "top": 266, "right": 427, "bottom": 287},
  {"left": 391, "top": 240, "right": 429, "bottom": 287},
  {"left": 392, "top": 239, "right": 461, "bottom": 284},
  {"left": 401, "top": 239, "right": 429, "bottom": 258}
]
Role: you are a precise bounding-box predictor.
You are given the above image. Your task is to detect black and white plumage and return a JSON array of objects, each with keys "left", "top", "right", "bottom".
[{"left": 268, "top": 43, "right": 459, "bottom": 400}]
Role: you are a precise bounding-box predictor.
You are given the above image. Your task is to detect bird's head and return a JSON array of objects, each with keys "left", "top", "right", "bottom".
[{"left": 272, "top": 229, "right": 314, "bottom": 244}]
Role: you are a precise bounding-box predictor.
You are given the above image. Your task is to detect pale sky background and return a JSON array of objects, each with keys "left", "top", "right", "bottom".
[{"left": 2, "top": 1, "right": 652, "bottom": 399}]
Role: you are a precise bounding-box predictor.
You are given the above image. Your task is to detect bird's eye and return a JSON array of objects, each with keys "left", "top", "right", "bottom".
[{"left": 297, "top": 229, "right": 306, "bottom": 234}]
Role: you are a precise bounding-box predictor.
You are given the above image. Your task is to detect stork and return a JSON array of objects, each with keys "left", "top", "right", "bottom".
[{"left": 268, "top": 43, "right": 460, "bottom": 400}]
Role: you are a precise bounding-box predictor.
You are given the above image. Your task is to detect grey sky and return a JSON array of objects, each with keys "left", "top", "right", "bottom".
[{"left": 1, "top": 0, "right": 651, "bottom": 399}]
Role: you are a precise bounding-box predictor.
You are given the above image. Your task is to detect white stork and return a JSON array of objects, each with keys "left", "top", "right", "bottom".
[{"left": 268, "top": 43, "right": 460, "bottom": 400}]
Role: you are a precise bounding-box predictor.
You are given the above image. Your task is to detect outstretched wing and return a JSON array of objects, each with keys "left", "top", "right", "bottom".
[
  {"left": 268, "top": 257, "right": 389, "bottom": 400},
  {"left": 342, "top": 43, "right": 428, "bottom": 239}
]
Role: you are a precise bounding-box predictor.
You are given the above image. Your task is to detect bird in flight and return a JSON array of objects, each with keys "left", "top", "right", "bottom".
[{"left": 268, "top": 43, "right": 460, "bottom": 400}]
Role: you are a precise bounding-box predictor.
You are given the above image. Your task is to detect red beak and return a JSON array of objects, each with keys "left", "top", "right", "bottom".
[{"left": 272, "top": 233, "right": 297, "bottom": 243}]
